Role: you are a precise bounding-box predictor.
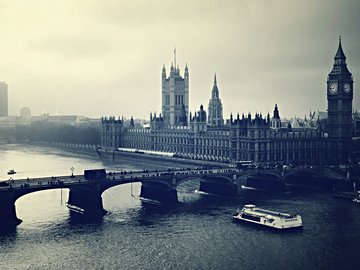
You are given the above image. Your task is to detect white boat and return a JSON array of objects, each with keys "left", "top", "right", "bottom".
[
  {"left": 7, "top": 169, "right": 16, "bottom": 175},
  {"left": 233, "top": 204, "right": 303, "bottom": 230},
  {"left": 353, "top": 191, "right": 360, "bottom": 204}
]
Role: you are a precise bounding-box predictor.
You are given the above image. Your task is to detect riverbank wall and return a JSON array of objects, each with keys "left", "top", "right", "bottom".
[
  {"left": 18, "top": 141, "right": 100, "bottom": 157},
  {"left": 97, "top": 148, "right": 229, "bottom": 168},
  {"left": 12, "top": 141, "right": 229, "bottom": 168}
]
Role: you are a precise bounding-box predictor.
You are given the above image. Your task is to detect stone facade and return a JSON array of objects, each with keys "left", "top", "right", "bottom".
[
  {"left": 102, "top": 104, "right": 325, "bottom": 165},
  {"left": 162, "top": 63, "right": 189, "bottom": 127},
  {"left": 208, "top": 74, "right": 223, "bottom": 127},
  {"left": 101, "top": 40, "right": 357, "bottom": 165},
  {"left": 327, "top": 37, "right": 354, "bottom": 163},
  {"left": 101, "top": 117, "right": 123, "bottom": 149}
]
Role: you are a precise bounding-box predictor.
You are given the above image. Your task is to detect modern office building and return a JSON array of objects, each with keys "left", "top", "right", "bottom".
[{"left": 0, "top": 82, "right": 8, "bottom": 117}]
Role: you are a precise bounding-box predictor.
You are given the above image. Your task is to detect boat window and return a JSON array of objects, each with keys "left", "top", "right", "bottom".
[{"left": 242, "top": 214, "right": 261, "bottom": 222}]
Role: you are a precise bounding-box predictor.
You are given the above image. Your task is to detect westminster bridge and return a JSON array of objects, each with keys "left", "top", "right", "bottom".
[{"left": 0, "top": 167, "right": 349, "bottom": 227}]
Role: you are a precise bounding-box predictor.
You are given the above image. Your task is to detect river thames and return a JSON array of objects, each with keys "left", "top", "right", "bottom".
[{"left": 0, "top": 144, "right": 359, "bottom": 270}]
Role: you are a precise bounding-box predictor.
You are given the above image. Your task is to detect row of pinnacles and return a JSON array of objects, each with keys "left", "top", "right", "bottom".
[
  {"left": 158, "top": 65, "right": 286, "bottom": 132},
  {"left": 150, "top": 104, "right": 207, "bottom": 133},
  {"left": 150, "top": 102, "right": 291, "bottom": 132},
  {"left": 139, "top": 58, "right": 321, "bottom": 134}
]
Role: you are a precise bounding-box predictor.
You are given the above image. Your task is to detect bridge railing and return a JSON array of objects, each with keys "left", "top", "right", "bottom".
[{"left": 0, "top": 168, "right": 238, "bottom": 191}]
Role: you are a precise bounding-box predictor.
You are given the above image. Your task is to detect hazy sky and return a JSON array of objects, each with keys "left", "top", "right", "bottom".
[{"left": 0, "top": 0, "right": 359, "bottom": 119}]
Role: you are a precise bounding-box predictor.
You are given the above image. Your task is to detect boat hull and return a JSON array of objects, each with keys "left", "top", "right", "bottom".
[{"left": 233, "top": 215, "right": 303, "bottom": 230}]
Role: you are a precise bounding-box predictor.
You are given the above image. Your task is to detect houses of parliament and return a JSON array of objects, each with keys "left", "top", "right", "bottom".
[{"left": 101, "top": 39, "right": 360, "bottom": 165}]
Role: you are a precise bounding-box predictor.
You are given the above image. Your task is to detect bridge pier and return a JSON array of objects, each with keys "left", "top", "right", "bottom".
[
  {"left": 140, "top": 180, "right": 178, "bottom": 204},
  {"left": 0, "top": 196, "right": 22, "bottom": 227},
  {"left": 67, "top": 185, "right": 107, "bottom": 217}
]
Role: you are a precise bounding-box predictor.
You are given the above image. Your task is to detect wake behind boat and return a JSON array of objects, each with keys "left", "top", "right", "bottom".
[{"left": 233, "top": 204, "right": 303, "bottom": 230}]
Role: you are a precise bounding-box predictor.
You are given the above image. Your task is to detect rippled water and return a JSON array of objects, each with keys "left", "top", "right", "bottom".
[{"left": 0, "top": 144, "right": 359, "bottom": 270}]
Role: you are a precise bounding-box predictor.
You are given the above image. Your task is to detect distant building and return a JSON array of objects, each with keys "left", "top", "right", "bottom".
[
  {"left": 20, "top": 107, "right": 31, "bottom": 118},
  {"left": 102, "top": 40, "right": 358, "bottom": 165},
  {"left": 0, "top": 114, "right": 101, "bottom": 129},
  {"left": 0, "top": 82, "right": 8, "bottom": 117},
  {"left": 0, "top": 116, "right": 29, "bottom": 128}
]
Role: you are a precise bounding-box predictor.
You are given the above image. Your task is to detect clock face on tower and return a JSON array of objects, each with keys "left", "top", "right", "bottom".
[
  {"left": 343, "top": 83, "right": 351, "bottom": 93},
  {"left": 329, "top": 83, "right": 338, "bottom": 94}
]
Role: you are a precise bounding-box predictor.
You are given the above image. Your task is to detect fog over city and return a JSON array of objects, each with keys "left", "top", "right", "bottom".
[{"left": 0, "top": 0, "right": 359, "bottom": 119}]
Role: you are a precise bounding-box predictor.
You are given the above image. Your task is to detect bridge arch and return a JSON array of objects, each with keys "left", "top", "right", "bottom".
[
  {"left": 175, "top": 176, "right": 201, "bottom": 187},
  {"left": 235, "top": 171, "right": 282, "bottom": 182},
  {"left": 175, "top": 174, "right": 234, "bottom": 187},
  {"left": 14, "top": 187, "right": 70, "bottom": 224}
]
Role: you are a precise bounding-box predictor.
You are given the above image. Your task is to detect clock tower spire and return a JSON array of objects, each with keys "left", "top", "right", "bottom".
[{"left": 327, "top": 37, "right": 353, "bottom": 164}]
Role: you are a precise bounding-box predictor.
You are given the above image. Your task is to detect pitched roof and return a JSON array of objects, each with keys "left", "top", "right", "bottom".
[{"left": 334, "top": 37, "right": 346, "bottom": 59}]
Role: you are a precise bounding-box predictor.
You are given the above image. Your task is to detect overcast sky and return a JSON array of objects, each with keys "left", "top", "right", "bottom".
[{"left": 0, "top": 0, "right": 359, "bottom": 119}]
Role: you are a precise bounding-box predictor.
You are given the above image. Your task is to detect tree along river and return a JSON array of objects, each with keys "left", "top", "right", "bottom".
[{"left": 0, "top": 144, "right": 359, "bottom": 270}]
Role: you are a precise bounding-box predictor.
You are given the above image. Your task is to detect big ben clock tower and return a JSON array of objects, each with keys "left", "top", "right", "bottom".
[{"left": 327, "top": 37, "right": 353, "bottom": 163}]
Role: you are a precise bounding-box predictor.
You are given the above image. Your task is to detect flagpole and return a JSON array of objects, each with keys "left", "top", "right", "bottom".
[{"left": 174, "top": 47, "right": 176, "bottom": 69}]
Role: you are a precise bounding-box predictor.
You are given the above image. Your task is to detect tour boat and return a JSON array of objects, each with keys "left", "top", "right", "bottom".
[
  {"left": 233, "top": 204, "right": 303, "bottom": 230},
  {"left": 7, "top": 169, "right": 16, "bottom": 175}
]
